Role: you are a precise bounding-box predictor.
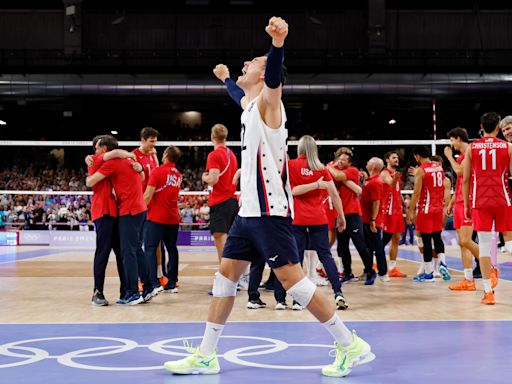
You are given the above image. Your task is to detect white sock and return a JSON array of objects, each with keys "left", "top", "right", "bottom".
[
  {"left": 483, "top": 279, "right": 492, "bottom": 293},
  {"left": 199, "top": 322, "right": 224, "bottom": 355},
  {"left": 305, "top": 251, "right": 317, "bottom": 278},
  {"left": 438, "top": 253, "right": 446, "bottom": 265},
  {"left": 506, "top": 240, "right": 512, "bottom": 253},
  {"left": 389, "top": 260, "right": 397, "bottom": 270},
  {"left": 464, "top": 268, "right": 473, "bottom": 281},
  {"left": 424, "top": 261, "right": 434, "bottom": 275},
  {"left": 157, "top": 265, "right": 163, "bottom": 279},
  {"left": 322, "top": 314, "right": 353, "bottom": 347},
  {"left": 434, "top": 258, "right": 440, "bottom": 271}
]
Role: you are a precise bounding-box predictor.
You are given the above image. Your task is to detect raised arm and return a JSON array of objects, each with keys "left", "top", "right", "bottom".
[
  {"left": 213, "top": 64, "right": 247, "bottom": 108},
  {"left": 443, "top": 146, "right": 462, "bottom": 176},
  {"left": 103, "top": 149, "right": 136, "bottom": 162}
]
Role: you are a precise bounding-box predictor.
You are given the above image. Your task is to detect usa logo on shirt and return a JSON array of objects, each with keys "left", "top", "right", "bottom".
[{"left": 301, "top": 168, "right": 313, "bottom": 176}]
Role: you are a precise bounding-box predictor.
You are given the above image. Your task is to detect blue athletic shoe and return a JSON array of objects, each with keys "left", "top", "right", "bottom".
[
  {"left": 117, "top": 293, "right": 143, "bottom": 306},
  {"left": 364, "top": 270, "right": 377, "bottom": 286},
  {"left": 439, "top": 263, "right": 451, "bottom": 281},
  {"left": 413, "top": 273, "right": 435, "bottom": 283}
]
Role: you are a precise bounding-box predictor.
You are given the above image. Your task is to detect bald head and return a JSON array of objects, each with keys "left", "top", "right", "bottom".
[{"left": 366, "top": 157, "right": 384, "bottom": 175}]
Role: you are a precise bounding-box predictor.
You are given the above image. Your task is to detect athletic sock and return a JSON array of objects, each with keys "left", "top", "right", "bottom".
[
  {"left": 464, "top": 268, "right": 473, "bottom": 281},
  {"left": 199, "top": 322, "right": 224, "bottom": 355},
  {"left": 389, "top": 260, "right": 397, "bottom": 270},
  {"left": 483, "top": 279, "right": 492, "bottom": 294},
  {"left": 322, "top": 314, "right": 353, "bottom": 347},
  {"left": 438, "top": 253, "right": 446, "bottom": 265},
  {"left": 424, "top": 261, "right": 434, "bottom": 275}
]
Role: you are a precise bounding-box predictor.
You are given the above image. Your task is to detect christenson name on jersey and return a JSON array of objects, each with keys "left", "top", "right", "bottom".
[{"left": 238, "top": 97, "right": 294, "bottom": 218}]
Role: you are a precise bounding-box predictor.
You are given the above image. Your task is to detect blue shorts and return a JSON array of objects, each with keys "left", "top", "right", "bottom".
[{"left": 222, "top": 215, "right": 300, "bottom": 269}]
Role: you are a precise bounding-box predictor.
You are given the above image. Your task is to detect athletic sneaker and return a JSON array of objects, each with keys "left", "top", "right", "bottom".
[
  {"left": 316, "top": 267, "right": 328, "bottom": 278},
  {"left": 237, "top": 274, "right": 250, "bottom": 290},
  {"left": 311, "top": 276, "right": 328, "bottom": 286},
  {"left": 335, "top": 292, "right": 348, "bottom": 310},
  {"left": 153, "top": 285, "right": 164, "bottom": 294},
  {"left": 388, "top": 268, "right": 407, "bottom": 278},
  {"left": 91, "top": 291, "right": 108, "bottom": 306},
  {"left": 292, "top": 301, "right": 304, "bottom": 311},
  {"left": 275, "top": 302, "right": 287, "bottom": 310},
  {"left": 364, "top": 270, "right": 377, "bottom": 286},
  {"left": 117, "top": 293, "right": 143, "bottom": 306},
  {"left": 413, "top": 273, "right": 435, "bottom": 283},
  {"left": 490, "top": 267, "right": 500, "bottom": 289},
  {"left": 164, "top": 282, "right": 179, "bottom": 293},
  {"left": 247, "top": 298, "right": 267, "bottom": 309},
  {"left": 164, "top": 346, "right": 220, "bottom": 375},
  {"left": 439, "top": 262, "right": 451, "bottom": 281},
  {"left": 340, "top": 273, "right": 359, "bottom": 284},
  {"left": 481, "top": 291, "right": 496, "bottom": 305},
  {"left": 377, "top": 274, "right": 390, "bottom": 282},
  {"left": 449, "top": 279, "right": 476, "bottom": 291},
  {"left": 321, "top": 332, "right": 375, "bottom": 377}
]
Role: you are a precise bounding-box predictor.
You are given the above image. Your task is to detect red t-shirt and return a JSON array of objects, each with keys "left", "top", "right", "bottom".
[
  {"left": 288, "top": 156, "right": 332, "bottom": 225},
  {"left": 147, "top": 162, "right": 182, "bottom": 225},
  {"left": 470, "top": 137, "right": 512, "bottom": 209},
  {"left": 88, "top": 153, "right": 118, "bottom": 221},
  {"left": 96, "top": 158, "right": 146, "bottom": 216},
  {"left": 133, "top": 148, "right": 158, "bottom": 192},
  {"left": 381, "top": 168, "right": 403, "bottom": 216},
  {"left": 337, "top": 166, "right": 362, "bottom": 215},
  {"left": 418, "top": 161, "right": 445, "bottom": 214},
  {"left": 361, "top": 174, "right": 384, "bottom": 226},
  {"left": 206, "top": 146, "right": 238, "bottom": 207}
]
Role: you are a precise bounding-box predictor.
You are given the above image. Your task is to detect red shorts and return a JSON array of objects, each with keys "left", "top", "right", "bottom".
[
  {"left": 472, "top": 206, "right": 512, "bottom": 232},
  {"left": 453, "top": 203, "right": 472, "bottom": 229},
  {"left": 416, "top": 211, "right": 443, "bottom": 234},
  {"left": 382, "top": 213, "right": 405, "bottom": 233}
]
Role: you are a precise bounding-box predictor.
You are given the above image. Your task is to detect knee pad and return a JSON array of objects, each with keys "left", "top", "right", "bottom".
[
  {"left": 477, "top": 232, "right": 493, "bottom": 258},
  {"left": 212, "top": 272, "right": 238, "bottom": 297},
  {"left": 287, "top": 277, "right": 317, "bottom": 308},
  {"left": 416, "top": 235, "right": 424, "bottom": 248}
]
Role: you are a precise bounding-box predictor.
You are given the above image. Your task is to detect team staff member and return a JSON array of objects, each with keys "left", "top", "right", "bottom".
[
  {"left": 328, "top": 150, "right": 376, "bottom": 285},
  {"left": 273, "top": 135, "right": 348, "bottom": 310},
  {"left": 444, "top": 128, "right": 480, "bottom": 291},
  {"left": 380, "top": 151, "right": 407, "bottom": 277},
  {"left": 86, "top": 135, "right": 151, "bottom": 306},
  {"left": 144, "top": 146, "right": 183, "bottom": 294},
  {"left": 202, "top": 124, "right": 239, "bottom": 263},
  {"left": 361, "top": 157, "right": 388, "bottom": 281},
  {"left": 463, "top": 112, "right": 507, "bottom": 304},
  {"left": 88, "top": 135, "right": 136, "bottom": 306}
]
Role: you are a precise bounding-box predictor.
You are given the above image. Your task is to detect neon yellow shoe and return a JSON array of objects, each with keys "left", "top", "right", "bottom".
[
  {"left": 322, "top": 332, "right": 375, "bottom": 377},
  {"left": 163, "top": 345, "right": 220, "bottom": 375}
]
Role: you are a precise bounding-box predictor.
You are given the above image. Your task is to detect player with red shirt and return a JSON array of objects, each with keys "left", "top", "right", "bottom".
[
  {"left": 407, "top": 146, "right": 450, "bottom": 283},
  {"left": 144, "top": 146, "right": 183, "bottom": 294},
  {"left": 380, "top": 151, "right": 407, "bottom": 278},
  {"left": 361, "top": 157, "right": 388, "bottom": 280},
  {"left": 87, "top": 135, "right": 136, "bottom": 306},
  {"left": 86, "top": 135, "right": 150, "bottom": 306},
  {"left": 328, "top": 149, "right": 375, "bottom": 285},
  {"left": 463, "top": 112, "right": 510, "bottom": 305},
  {"left": 133, "top": 127, "right": 159, "bottom": 191},
  {"left": 444, "top": 127, "right": 480, "bottom": 291},
  {"left": 273, "top": 135, "right": 348, "bottom": 310}
]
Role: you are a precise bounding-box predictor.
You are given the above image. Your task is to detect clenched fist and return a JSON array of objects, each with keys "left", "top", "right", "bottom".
[
  {"left": 265, "top": 16, "right": 288, "bottom": 46},
  {"left": 213, "top": 64, "right": 230, "bottom": 83}
]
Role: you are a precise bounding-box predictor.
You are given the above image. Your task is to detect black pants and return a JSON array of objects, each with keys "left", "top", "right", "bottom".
[
  {"left": 421, "top": 231, "right": 444, "bottom": 263},
  {"left": 248, "top": 258, "right": 266, "bottom": 301},
  {"left": 93, "top": 215, "right": 126, "bottom": 298},
  {"left": 363, "top": 224, "right": 388, "bottom": 276},
  {"left": 336, "top": 214, "right": 373, "bottom": 275},
  {"left": 144, "top": 221, "right": 179, "bottom": 286},
  {"left": 119, "top": 211, "right": 150, "bottom": 297}
]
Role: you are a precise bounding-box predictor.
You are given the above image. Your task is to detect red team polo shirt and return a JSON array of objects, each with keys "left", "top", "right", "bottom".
[
  {"left": 288, "top": 155, "right": 332, "bottom": 226},
  {"left": 338, "top": 166, "right": 362, "bottom": 215},
  {"left": 147, "top": 162, "right": 182, "bottom": 225},
  {"left": 206, "top": 146, "right": 238, "bottom": 207},
  {"left": 96, "top": 158, "right": 146, "bottom": 216},
  {"left": 88, "top": 153, "right": 118, "bottom": 221},
  {"left": 133, "top": 148, "right": 158, "bottom": 192},
  {"left": 361, "top": 174, "right": 384, "bottom": 226}
]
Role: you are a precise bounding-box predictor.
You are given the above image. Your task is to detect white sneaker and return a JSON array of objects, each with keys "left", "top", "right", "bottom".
[
  {"left": 237, "top": 273, "right": 250, "bottom": 290},
  {"left": 378, "top": 274, "right": 390, "bottom": 282},
  {"left": 275, "top": 302, "right": 287, "bottom": 310},
  {"left": 292, "top": 301, "right": 304, "bottom": 311},
  {"left": 433, "top": 270, "right": 442, "bottom": 278},
  {"left": 153, "top": 286, "right": 164, "bottom": 294}
]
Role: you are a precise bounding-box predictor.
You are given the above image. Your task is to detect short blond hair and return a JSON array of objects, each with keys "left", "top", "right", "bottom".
[{"left": 211, "top": 124, "right": 228, "bottom": 142}]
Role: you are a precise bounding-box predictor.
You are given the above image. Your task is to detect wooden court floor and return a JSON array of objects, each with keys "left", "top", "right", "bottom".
[{"left": 0, "top": 245, "right": 511, "bottom": 324}]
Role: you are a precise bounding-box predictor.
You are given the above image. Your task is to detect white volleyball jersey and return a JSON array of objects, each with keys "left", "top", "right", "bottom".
[{"left": 238, "top": 96, "right": 294, "bottom": 218}]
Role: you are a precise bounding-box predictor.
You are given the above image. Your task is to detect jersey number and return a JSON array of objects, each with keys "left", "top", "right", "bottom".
[
  {"left": 432, "top": 172, "right": 443, "bottom": 187},
  {"left": 479, "top": 149, "right": 497, "bottom": 170}
]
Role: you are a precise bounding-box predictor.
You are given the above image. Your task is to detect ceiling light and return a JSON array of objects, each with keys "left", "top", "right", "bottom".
[
  {"left": 388, "top": 119, "right": 397, "bottom": 125},
  {"left": 111, "top": 130, "right": 118, "bottom": 135},
  {"left": 0, "top": 120, "right": 6, "bottom": 125}
]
